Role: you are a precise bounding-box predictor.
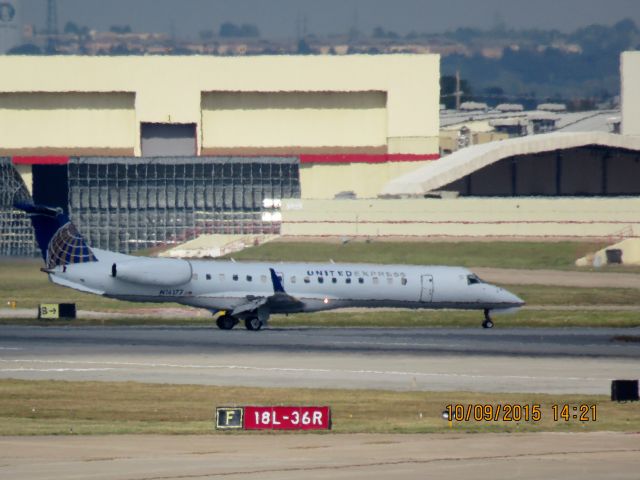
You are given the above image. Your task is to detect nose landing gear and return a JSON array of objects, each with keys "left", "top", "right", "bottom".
[{"left": 482, "top": 309, "right": 494, "bottom": 329}]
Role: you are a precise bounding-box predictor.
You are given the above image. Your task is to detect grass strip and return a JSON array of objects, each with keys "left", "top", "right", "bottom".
[
  {"left": 0, "top": 379, "right": 638, "bottom": 435},
  {"left": 226, "top": 240, "right": 640, "bottom": 272}
]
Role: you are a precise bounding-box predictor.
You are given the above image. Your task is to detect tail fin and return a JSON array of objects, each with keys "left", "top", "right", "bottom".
[
  {"left": 269, "top": 268, "right": 286, "bottom": 293},
  {"left": 14, "top": 202, "right": 97, "bottom": 268}
]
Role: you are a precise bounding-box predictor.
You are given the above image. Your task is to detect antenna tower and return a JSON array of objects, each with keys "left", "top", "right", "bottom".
[{"left": 46, "top": 0, "right": 58, "bottom": 52}]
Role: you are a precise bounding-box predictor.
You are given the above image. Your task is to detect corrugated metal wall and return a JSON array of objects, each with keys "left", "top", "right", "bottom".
[
  {"left": 68, "top": 156, "right": 300, "bottom": 253},
  {"left": 0, "top": 158, "right": 35, "bottom": 256}
]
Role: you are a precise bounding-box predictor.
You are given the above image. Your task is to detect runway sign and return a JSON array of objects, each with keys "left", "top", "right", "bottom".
[
  {"left": 244, "top": 406, "right": 331, "bottom": 430},
  {"left": 216, "top": 407, "right": 244, "bottom": 429},
  {"left": 611, "top": 380, "right": 639, "bottom": 402},
  {"left": 216, "top": 406, "right": 331, "bottom": 430},
  {"left": 38, "top": 304, "right": 59, "bottom": 319},
  {"left": 38, "top": 303, "right": 77, "bottom": 319}
]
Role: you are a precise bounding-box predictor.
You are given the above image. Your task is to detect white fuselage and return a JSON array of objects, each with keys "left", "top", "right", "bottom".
[{"left": 48, "top": 248, "right": 524, "bottom": 314}]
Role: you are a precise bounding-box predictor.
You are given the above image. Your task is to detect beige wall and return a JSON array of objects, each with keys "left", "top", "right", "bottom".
[
  {"left": 281, "top": 198, "right": 640, "bottom": 238},
  {"left": 202, "top": 91, "right": 387, "bottom": 153},
  {"left": 0, "top": 92, "right": 135, "bottom": 155},
  {"left": 622, "top": 51, "right": 640, "bottom": 136},
  {"left": 300, "top": 161, "right": 430, "bottom": 199},
  {"left": 0, "top": 55, "right": 440, "bottom": 156}
]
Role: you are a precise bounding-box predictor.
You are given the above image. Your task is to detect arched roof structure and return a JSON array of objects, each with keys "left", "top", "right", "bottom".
[{"left": 382, "top": 132, "right": 640, "bottom": 196}]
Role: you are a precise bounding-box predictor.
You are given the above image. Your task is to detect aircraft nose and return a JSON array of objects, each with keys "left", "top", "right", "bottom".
[{"left": 502, "top": 288, "right": 525, "bottom": 307}]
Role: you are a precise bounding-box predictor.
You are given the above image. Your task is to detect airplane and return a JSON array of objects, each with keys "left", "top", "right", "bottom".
[{"left": 17, "top": 202, "right": 524, "bottom": 331}]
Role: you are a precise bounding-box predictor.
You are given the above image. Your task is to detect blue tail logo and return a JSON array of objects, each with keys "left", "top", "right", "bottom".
[{"left": 15, "top": 202, "right": 97, "bottom": 269}]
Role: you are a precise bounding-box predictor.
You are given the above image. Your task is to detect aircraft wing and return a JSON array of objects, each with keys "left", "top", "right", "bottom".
[
  {"left": 230, "top": 268, "right": 304, "bottom": 316},
  {"left": 231, "top": 296, "right": 268, "bottom": 316}
]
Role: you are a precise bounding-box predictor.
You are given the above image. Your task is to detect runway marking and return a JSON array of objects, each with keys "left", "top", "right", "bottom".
[
  {"left": 328, "top": 340, "right": 465, "bottom": 348},
  {"left": 0, "top": 368, "right": 116, "bottom": 372},
  {"left": 0, "top": 347, "right": 22, "bottom": 351},
  {"left": 0, "top": 358, "right": 602, "bottom": 382}
]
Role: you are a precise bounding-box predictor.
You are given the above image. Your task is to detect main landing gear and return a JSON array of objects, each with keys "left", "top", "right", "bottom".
[
  {"left": 215, "top": 313, "right": 264, "bottom": 331},
  {"left": 482, "top": 309, "right": 494, "bottom": 329},
  {"left": 244, "top": 317, "right": 263, "bottom": 331},
  {"left": 216, "top": 315, "right": 238, "bottom": 330}
]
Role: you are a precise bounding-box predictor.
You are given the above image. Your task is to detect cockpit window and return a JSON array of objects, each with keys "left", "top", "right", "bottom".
[{"left": 467, "top": 274, "right": 483, "bottom": 285}]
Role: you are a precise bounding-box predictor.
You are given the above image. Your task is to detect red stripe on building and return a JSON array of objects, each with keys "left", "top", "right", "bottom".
[
  {"left": 299, "top": 153, "right": 439, "bottom": 164},
  {"left": 12, "top": 156, "right": 70, "bottom": 165}
]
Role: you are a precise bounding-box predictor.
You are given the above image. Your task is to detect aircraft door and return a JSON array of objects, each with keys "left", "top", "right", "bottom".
[{"left": 420, "top": 275, "right": 434, "bottom": 302}]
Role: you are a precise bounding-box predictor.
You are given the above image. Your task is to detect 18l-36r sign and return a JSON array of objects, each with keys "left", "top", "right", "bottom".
[{"left": 216, "top": 406, "right": 331, "bottom": 430}]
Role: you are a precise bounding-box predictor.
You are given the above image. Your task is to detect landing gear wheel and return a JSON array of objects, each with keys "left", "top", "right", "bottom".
[
  {"left": 216, "top": 315, "right": 237, "bottom": 330},
  {"left": 245, "top": 317, "right": 263, "bottom": 331},
  {"left": 482, "top": 309, "right": 494, "bottom": 329}
]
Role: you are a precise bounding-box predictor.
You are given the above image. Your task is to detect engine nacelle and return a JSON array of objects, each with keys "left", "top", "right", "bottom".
[{"left": 111, "top": 258, "right": 192, "bottom": 287}]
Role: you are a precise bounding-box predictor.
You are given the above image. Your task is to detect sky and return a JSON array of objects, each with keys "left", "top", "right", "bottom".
[{"left": 19, "top": 0, "right": 640, "bottom": 39}]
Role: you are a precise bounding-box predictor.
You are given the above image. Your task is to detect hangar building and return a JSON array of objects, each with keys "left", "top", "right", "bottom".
[
  {"left": 0, "top": 54, "right": 439, "bottom": 255},
  {"left": 622, "top": 51, "right": 640, "bottom": 136},
  {"left": 281, "top": 52, "right": 640, "bottom": 240}
]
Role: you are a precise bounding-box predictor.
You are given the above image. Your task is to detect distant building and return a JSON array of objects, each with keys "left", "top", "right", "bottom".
[
  {"left": 459, "top": 101, "right": 488, "bottom": 112},
  {"left": 537, "top": 103, "right": 567, "bottom": 112},
  {"left": 0, "top": 0, "right": 21, "bottom": 54},
  {"left": 495, "top": 104, "right": 524, "bottom": 112},
  {"left": 622, "top": 51, "right": 640, "bottom": 136},
  {"left": 528, "top": 112, "right": 559, "bottom": 134}
]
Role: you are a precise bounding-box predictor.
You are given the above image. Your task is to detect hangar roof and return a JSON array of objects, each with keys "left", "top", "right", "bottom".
[
  {"left": 381, "top": 132, "right": 640, "bottom": 196},
  {"left": 440, "top": 109, "right": 619, "bottom": 132}
]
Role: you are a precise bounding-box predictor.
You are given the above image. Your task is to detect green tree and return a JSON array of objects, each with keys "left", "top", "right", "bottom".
[
  {"left": 109, "top": 25, "right": 132, "bottom": 34},
  {"left": 7, "top": 44, "right": 42, "bottom": 55},
  {"left": 64, "top": 21, "right": 80, "bottom": 35},
  {"left": 219, "top": 22, "right": 260, "bottom": 38}
]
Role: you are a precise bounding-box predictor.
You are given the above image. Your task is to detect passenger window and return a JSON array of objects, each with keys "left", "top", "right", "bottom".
[
  {"left": 358, "top": 278, "right": 364, "bottom": 284},
  {"left": 206, "top": 274, "right": 211, "bottom": 280},
  {"left": 332, "top": 278, "right": 337, "bottom": 284},
  {"left": 192, "top": 273, "right": 198, "bottom": 280},
  {"left": 261, "top": 275, "right": 267, "bottom": 283},
  {"left": 401, "top": 278, "right": 407, "bottom": 286},
  {"left": 233, "top": 274, "right": 238, "bottom": 281},
  {"left": 291, "top": 276, "right": 297, "bottom": 284},
  {"left": 318, "top": 277, "right": 324, "bottom": 284},
  {"left": 246, "top": 275, "right": 252, "bottom": 282},
  {"left": 219, "top": 274, "right": 225, "bottom": 282},
  {"left": 346, "top": 278, "right": 351, "bottom": 284},
  {"left": 304, "top": 277, "right": 310, "bottom": 284}
]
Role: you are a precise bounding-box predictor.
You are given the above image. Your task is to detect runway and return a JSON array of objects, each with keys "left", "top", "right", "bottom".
[
  {"left": 1, "top": 433, "right": 639, "bottom": 480},
  {"left": 1, "top": 325, "right": 639, "bottom": 394}
]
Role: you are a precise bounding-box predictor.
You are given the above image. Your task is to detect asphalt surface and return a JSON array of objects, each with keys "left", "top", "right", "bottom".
[
  {"left": 1, "top": 433, "right": 639, "bottom": 480},
  {"left": 1, "top": 325, "right": 639, "bottom": 394}
]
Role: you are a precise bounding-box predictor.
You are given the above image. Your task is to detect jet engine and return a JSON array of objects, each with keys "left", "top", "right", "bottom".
[{"left": 111, "top": 258, "right": 192, "bottom": 286}]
